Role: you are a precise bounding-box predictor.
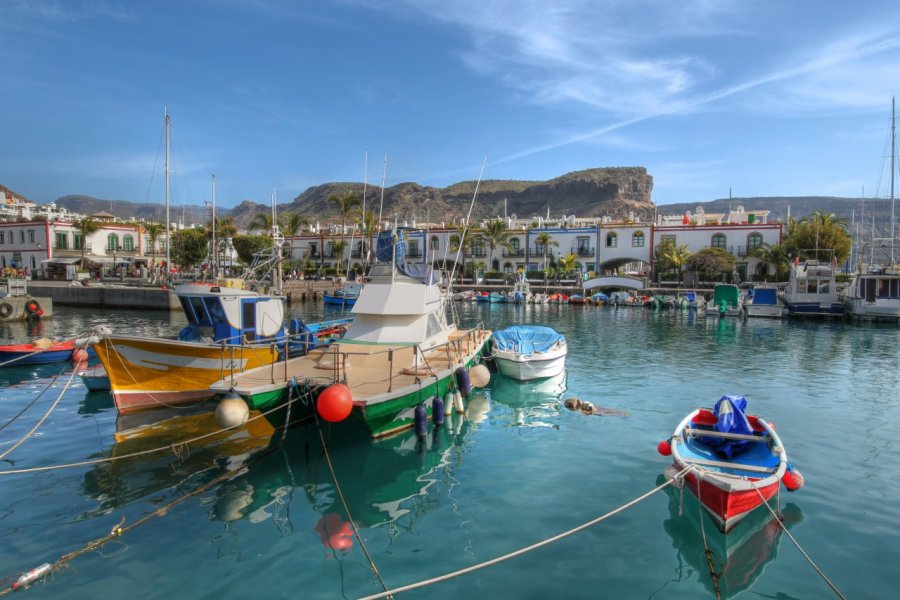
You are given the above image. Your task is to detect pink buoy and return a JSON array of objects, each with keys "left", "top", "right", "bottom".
[
  {"left": 317, "top": 384, "right": 353, "bottom": 422},
  {"left": 71, "top": 348, "right": 89, "bottom": 363}
]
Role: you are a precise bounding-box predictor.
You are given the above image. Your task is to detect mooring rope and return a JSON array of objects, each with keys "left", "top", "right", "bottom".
[
  {"left": 750, "top": 483, "right": 847, "bottom": 599},
  {"left": 311, "top": 401, "right": 393, "bottom": 599},
  {"left": 356, "top": 466, "right": 695, "bottom": 600},
  {"left": 0, "top": 383, "right": 311, "bottom": 476},
  {"left": 0, "top": 364, "right": 69, "bottom": 434},
  {"left": 694, "top": 475, "right": 722, "bottom": 600},
  {"left": 0, "top": 368, "right": 79, "bottom": 462}
]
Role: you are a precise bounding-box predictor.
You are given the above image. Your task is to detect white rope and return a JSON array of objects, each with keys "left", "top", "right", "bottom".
[
  {"left": 357, "top": 466, "right": 695, "bottom": 600},
  {"left": 750, "top": 483, "right": 847, "bottom": 599},
  {"left": 0, "top": 367, "right": 79, "bottom": 461}
]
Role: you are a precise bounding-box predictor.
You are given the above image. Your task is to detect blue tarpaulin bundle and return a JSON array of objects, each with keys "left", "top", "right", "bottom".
[
  {"left": 491, "top": 325, "right": 565, "bottom": 357},
  {"left": 701, "top": 395, "right": 755, "bottom": 458},
  {"left": 375, "top": 230, "right": 405, "bottom": 263}
]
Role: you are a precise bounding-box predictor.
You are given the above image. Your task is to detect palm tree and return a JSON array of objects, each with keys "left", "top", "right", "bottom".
[
  {"left": 327, "top": 192, "right": 361, "bottom": 247},
  {"left": 449, "top": 226, "right": 478, "bottom": 282},
  {"left": 482, "top": 220, "right": 513, "bottom": 272},
  {"left": 75, "top": 217, "right": 101, "bottom": 269},
  {"left": 557, "top": 253, "right": 579, "bottom": 282},
  {"left": 332, "top": 240, "right": 347, "bottom": 276},
  {"left": 534, "top": 232, "right": 558, "bottom": 283},
  {"left": 357, "top": 208, "right": 380, "bottom": 267},
  {"left": 280, "top": 211, "right": 309, "bottom": 266},
  {"left": 657, "top": 241, "right": 692, "bottom": 282},
  {"left": 249, "top": 212, "right": 273, "bottom": 234},
  {"left": 144, "top": 222, "right": 165, "bottom": 268},
  {"left": 750, "top": 242, "right": 790, "bottom": 281}
]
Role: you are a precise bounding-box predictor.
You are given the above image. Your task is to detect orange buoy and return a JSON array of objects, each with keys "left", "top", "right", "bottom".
[
  {"left": 782, "top": 465, "right": 804, "bottom": 491},
  {"left": 71, "top": 348, "right": 89, "bottom": 363}
]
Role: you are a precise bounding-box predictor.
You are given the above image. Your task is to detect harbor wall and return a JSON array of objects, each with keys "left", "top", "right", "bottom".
[{"left": 26, "top": 283, "right": 180, "bottom": 311}]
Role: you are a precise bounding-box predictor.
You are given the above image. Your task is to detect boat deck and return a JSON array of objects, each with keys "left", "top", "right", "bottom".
[
  {"left": 677, "top": 431, "right": 780, "bottom": 478},
  {"left": 229, "top": 328, "right": 491, "bottom": 401}
]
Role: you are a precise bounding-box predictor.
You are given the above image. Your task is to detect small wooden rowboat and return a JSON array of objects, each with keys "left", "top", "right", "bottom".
[{"left": 658, "top": 396, "right": 803, "bottom": 532}]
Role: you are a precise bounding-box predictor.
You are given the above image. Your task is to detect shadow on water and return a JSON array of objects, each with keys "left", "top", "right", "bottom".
[
  {"left": 654, "top": 472, "right": 804, "bottom": 599},
  {"left": 487, "top": 370, "right": 566, "bottom": 429}
]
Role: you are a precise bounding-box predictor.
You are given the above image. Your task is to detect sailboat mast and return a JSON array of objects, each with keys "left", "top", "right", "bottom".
[
  {"left": 211, "top": 174, "right": 217, "bottom": 281},
  {"left": 891, "top": 96, "right": 897, "bottom": 267},
  {"left": 165, "top": 111, "right": 171, "bottom": 272}
]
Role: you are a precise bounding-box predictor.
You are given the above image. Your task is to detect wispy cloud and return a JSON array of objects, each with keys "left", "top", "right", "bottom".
[{"left": 2, "top": 0, "right": 136, "bottom": 21}]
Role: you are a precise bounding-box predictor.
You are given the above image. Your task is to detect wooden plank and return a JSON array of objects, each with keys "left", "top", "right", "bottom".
[
  {"left": 685, "top": 428, "right": 770, "bottom": 442},
  {"left": 680, "top": 456, "right": 777, "bottom": 474}
]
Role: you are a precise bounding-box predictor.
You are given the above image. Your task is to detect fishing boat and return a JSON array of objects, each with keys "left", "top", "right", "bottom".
[
  {"left": 92, "top": 281, "right": 351, "bottom": 414},
  {"left": 210, "top": 230, "right": 492, "bottom": 439},
  {"left": 841, "top": 267, "right": 900, "bottom": 320},
  {"left": 323, "top": 282, "right": 362, "bottom": 307},
  {"left": 0, "top": 338, "right": 81, "bottom": 366},
  {"left": 677, "top": 291, "right": 705, "bottom": 310},
  {"left": 780, "top": 259, "right": 844, "bottom": 317},
  {"left": 743, "top": 284, "right": 784, "bottom": 318},
  {"left": 704, "top": 284, "right": 743, "bottom": 317},
  {"left": 507, "top": 279, "right": 532, "bottom": 304},
  {"left": 658, "top": 395, "right": 803, "bottom": 532},
  {"left": 650, "top": 293, "right": 677, "bottom": 309},
  {"left": 490, "top": 325, "right": 567, "bottom": 381}
]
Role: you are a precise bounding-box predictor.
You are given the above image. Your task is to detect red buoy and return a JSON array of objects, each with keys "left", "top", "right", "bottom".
[
  {"left": 657, "top": 440, "right": 672, "bottom": 456},
  {"left": 315, "top": 513, "right": 354, "bottom": 551},
  {"left": 317, "top": 384, "right": 353, "bottom": 422},
  {"left": 71, "top": 348, "right": 89, "bottom": 363},
  {"left": 782, "top": 467, "right": 804, "bottom": 491}
]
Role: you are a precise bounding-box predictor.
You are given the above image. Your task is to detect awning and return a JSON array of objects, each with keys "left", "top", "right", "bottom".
[
  {"left": 89, "top": 257, "right": 132, "bottom": 265},
  {"left": 40, "top": 257, "right": 82, "bottom": 265}
]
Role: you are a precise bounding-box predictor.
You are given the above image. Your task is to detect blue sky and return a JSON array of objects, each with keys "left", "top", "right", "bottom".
[{"left": 2, "top": 0, "right": 900, "bottom": 209}]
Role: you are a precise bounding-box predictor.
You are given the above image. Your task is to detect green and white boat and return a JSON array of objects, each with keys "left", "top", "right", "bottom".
[{"left": 210, "top": 232, "right": 492, "bottom": 438}]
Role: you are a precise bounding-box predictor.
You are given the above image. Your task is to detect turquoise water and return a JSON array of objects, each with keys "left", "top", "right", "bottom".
[{"left": 0, "top": 303, "right": 898, "bottom": 599}]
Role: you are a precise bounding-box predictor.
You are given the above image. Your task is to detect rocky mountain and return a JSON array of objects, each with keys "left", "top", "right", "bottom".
[{"left": 52, "top": 195, "right": 208, "bottom": 224}]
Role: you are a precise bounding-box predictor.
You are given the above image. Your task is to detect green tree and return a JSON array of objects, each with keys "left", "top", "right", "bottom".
[
  {"left": 171, "top": 228, "right": 209, "bottom": 270},
  {"left": 790, "top": 212, "right": 851, "bottom": 263},
  {"left": 231, "top": 234, "right": 270, "bottom": 265},
  {"left": 482, "top": 220, "right": 513, "bottom": 270},
  {"left": 144, "top": 222, "right": 165, "bottom": 268},
  {"left": 332, "top": 240, "right": 348, "bottom": 276},
  {"left": 280, "top": 211, "right": 308, "bottom": 266},
  {"left": 75, "top": 217, "right": 101, "bottom": 269},
  {"left": 654, "top": 240, "right": 691, "bottom": 282},
  {"left": 750, "top": 242, "right": 791, "bottom": 281},
  {"left": 685, "top": 247, "right": 735, "bottom": 281},
  {"left": 327, "top": 192, "right": 361, "bottom": 246},
  {"left": 558, "top": 253, "right": 578, "bottom": 277},
  {"left": 533, "top": 232, "right": 558, "bottom": 283},
  {"left": 357, "top": 208, "right": 380, "bottom": 266},
  {"left": 449, "top": 226, "right": 479, "bottom": 281}
]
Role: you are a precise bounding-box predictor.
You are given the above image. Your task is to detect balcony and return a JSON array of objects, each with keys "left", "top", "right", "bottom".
[
  {"left": 502, "top": 248, "right": 525, "bottom": 257},
  {"left": 406, "top": 250, "right": 422, "bottom": 258},
  {"left": 573, "top": 247, "right": 595, "bottom": 257}
]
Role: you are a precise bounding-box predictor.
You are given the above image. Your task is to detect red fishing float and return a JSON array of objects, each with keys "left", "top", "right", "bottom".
[
  {"left": 657, "top": 440, "right": 672, "bottom": 456},
  {"left": 317, "top": 384, "right": 353, "bottom": 422},
  {"left": 315, "top": 513, "right": 354, "bottom": 551},
  {"left": 782, "top": 466, "right": 804, "bottom": 491}
]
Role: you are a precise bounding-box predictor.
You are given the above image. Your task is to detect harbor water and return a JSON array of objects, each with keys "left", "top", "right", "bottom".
[{"left": 0, "top": 303, "right": 898, "bottom": 598}]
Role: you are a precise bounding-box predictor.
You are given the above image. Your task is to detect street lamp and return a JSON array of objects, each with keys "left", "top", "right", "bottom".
[{"left": 112, "top": 244, "right": 122, "bottom": 278}]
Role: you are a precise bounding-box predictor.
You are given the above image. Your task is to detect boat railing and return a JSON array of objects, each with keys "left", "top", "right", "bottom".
[{"left": 304, "top": 324, "right": 489, "bottom": 390}]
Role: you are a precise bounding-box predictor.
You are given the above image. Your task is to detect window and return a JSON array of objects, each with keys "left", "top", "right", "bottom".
[
  {"left": 449, "top": 235, "right": 460, "bottom": 248},
  {"left": 28, "top": 230, "right": 35, "bottom": 243},
  {"left": 660, "top": 234, "right": 676, "bottom": 245},
  {"left": 632, "top": 231, "right": 645, "bottom": 247},
  {"left": 74, "top": 234, "right": 83, "bottom": 250},
  {"left": 577, "top": 237, "right": 590, "bottom": 255},
  {"left": 430, "top": 235, "right": 439, "bottom": 250},
  {"left": 747, "top": 232, "right": 763, "bottom": 252},
  {"left": 107, "top": 233, "right": 119, "bottom": 251},
  {"left": 19, "top": 230, "right": 25, "bottom": 243},
  {"left": 0, "top": 233, "right": 5, "bottom": 244},
  {"left": 711, "top": 233, "right": 726, "bottom": 249},
  {"left": 123, "top": 234, "right": 134, "bottom": 251},
  {"left": 407, "top": 239, "right": 420, "bottom": 257},
  {"left": 55, "top": 233, "right": 68, "bottom": 249},
  {"left": 535, "top": 242, "right": 545, "bottom": 255},
  {"left": 606, "top": 232, "right": 617, "bottom": 248},
  {"left": 510, "top": 238, "right": 520, "bottom": 252}
]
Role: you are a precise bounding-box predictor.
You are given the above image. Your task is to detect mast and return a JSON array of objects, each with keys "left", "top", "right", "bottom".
[
  {"left": 891, "top": 96, "right": 897, "bottom": 267},
  {"left": 211, "top": 174, "right": 217, "bottom": 281},
  {"left": 165, "top": 110, "right": 171, "bottom": 271}
]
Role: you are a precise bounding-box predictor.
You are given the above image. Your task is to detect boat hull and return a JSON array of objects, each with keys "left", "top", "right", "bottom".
[
  {"left": 677, "top": 468, "right": 781, "bottom": 532},
  {"left": 745, "top": 304, "right": 784, "bottom": 318},
  {"left": 493, "top": 349, "right": 567, "bottom": 381},
  {"left": 783, "top": 302, "right": 844, "bottom": 317},
  {"left": 0, "top": 340, "right": 76, "bottom": 365},
  {"left": 323, "top": 293, "right": 357, "bottom": 307},
  {"left": 93, "top": 336, "right": 279, "bottom": 414}
]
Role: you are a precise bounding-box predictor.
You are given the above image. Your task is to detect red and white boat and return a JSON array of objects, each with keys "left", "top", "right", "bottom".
[{"left": 658, "top": 396, "right": 803, "bottom": 532}]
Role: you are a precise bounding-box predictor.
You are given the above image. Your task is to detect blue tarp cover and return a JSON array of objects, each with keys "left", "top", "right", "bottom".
[
  {"left": 699, "top": 395, "right": 755, "bottom": 458},
  {"left": 752, "top": 288, "right": 778, "bottom": 305},
  {"left": 397, "top": 262, "right": 437, "bottom": 285},
  {"left": 375, "top": 230, "right": 405, "bottom": 263},
  {"left": 491, "top": 325, "right": 565, "bottom": 357}
]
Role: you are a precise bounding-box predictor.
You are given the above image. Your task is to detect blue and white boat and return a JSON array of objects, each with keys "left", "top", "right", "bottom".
[
  {"left": 780, "top": 260, "right": 844, "bottom": 317},
  {"left": 490, "top": 325, "right": 567, "bottom": 381},
  {"left": 744, "top": 284, "right": 784, "bottom": 318},
  {"left": 323, "top": 282, "right": 362, "bottom": 307}
]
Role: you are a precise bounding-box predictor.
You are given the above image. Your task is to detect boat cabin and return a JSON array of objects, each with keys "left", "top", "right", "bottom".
[{"left": 175, "top": 284, "right": 286, "bottom": 345}]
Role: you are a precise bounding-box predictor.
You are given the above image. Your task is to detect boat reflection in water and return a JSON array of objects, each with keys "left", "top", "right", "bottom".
[
  {"left": 81, "top": 403, "right": 276, "bottom": 516},
  {"left": 210, "top": 411, "right": 477, "bottom": 549},
  {"left": 487, "top": 370, "right": 566, "bottom": 428},
  {"left": 658, "top": 468, "right": 804, "bottom": 598}
]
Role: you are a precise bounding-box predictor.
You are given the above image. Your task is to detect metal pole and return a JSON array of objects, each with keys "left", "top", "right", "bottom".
[
  {"left": 165, "top": 111, "right": 171, "bottom": 271},
  {"left": 211, "top": 174, "right": 217, "bottom": 281}
]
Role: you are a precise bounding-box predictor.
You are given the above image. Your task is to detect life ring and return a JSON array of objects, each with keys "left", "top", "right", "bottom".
[
  {"left": 25, "top": 300, "right": 42, "bottom": 315},
  {"left": 0, "top": 303, "right": 12, "bottom": 318}
]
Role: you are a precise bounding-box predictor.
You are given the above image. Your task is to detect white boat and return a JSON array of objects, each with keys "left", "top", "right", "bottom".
[
  {"left": 841, "top": 268, "right": 900, "bottom": 320},
  {"left": 704, "top": 284, "right": 743, "bottom": 317},
  {"left": 210, "top": 230, "right": 492, "bottom": 439},
  {"left": 744, "top": 284, "right": 784, "bottom": 318},
  {"left": 490, "top": 325, "right": 567, "bottom": 381},
  {"left": 507, "top": 280, "right": 532, "bottom": 304},
  {"left": 779, "top": 259, "right": 844, "bottom": 317}
]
